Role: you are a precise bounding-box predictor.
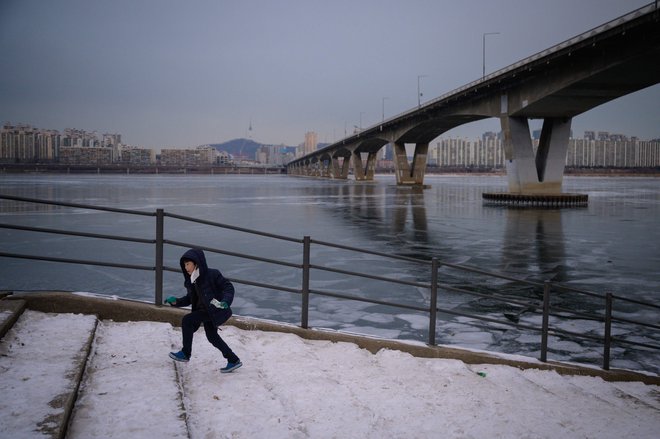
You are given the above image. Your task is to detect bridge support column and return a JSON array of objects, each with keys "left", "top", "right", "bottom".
[
  {"left": 352, "top": 151, "right": 377, "bottom": 181},
  {"left": 501, "top": 116, "right": 571, "bottom": 194},
  {"left": 331, "top": 156, "right": 349, "bottom": 179},
  {"left": 393, "top": 142, "right": 428, "bottom": 186},
  {"left": 320, "top": 159, "right": 331, "bottom": 178}
]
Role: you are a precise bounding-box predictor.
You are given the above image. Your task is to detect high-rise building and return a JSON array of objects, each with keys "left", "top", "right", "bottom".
[
  {"left": 1, "top": 123, "right": 60, "bottom": 163},
  {"left": 303, "top": 131, "right": 318, "bottom": 156}
]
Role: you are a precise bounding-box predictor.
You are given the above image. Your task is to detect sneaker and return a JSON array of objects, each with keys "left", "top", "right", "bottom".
[
  {"left": 220, "top": 361, "right": 242, "bottom": 373},
  {"left": 169, "top": 350, "right": 190, "bottom": 362}
]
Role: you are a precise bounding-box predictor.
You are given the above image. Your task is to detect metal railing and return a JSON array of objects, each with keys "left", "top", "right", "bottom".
[{"left": 1, "top": 194, "right": 659, "bottom": 372}]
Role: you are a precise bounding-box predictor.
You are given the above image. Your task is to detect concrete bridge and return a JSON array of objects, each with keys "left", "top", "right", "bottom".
[{"left": 287, "top": 3, "right": 660, "bottom": 194}]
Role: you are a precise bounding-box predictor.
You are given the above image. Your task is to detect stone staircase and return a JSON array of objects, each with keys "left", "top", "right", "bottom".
[
  {"left": 2, "top": 292, "right": 659, "bottom": 439},
  {"left": 0, "top": 298, "right": 96, "bottom": 438},
  {"left": 0, "top": 297, "right": 190, "bottom": 438}
]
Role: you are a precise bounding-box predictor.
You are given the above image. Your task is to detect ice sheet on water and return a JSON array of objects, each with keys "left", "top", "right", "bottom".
[
  {"left": 448, "top": 330, "right": 495, "bottom": 346},
  {"left": 359, "top": 313, "right": 395, "bottom": 324},
  {"left": 395, "top": 313, "right": 430, "bottom": 330}
]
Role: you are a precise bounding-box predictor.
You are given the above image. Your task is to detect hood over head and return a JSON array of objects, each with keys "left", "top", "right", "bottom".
[{"left": 180, "top": 248, "right": 209, "bottom": 281}]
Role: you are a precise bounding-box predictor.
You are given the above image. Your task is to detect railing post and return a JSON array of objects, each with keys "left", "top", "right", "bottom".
[
  {"left": 428, "top": 258, "right": 439, "bottom": 345},
  {"left": 540, "top": 281, "right": 551, "bottom": 362},
  {"left": 155, "top": 209, "right": 164, "bottom": 306},
  {"left": 603, "top": 292, "right": 613, "bottom": 370},
  {"left": 301, "top": 236, "right": 311, "bottom": 329}
]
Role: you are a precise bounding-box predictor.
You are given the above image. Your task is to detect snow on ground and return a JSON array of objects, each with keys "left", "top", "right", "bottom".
[
  {"left": 1, "top": 311, "right": 659, "bottom": 438},
  {"left": 0, "top": 311, "right": 97, "bottom": 438}
]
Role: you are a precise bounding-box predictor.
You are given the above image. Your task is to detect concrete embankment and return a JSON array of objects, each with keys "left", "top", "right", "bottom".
[{"left": 3, "top": 291, "right": 658, "bottom": 385}]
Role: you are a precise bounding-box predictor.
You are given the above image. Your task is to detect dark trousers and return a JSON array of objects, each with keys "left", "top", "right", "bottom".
[{"left": 181, "top": 310, "right": 239, "bottom": 363}]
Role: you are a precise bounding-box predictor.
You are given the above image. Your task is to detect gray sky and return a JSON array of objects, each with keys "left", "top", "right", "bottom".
[{"left": 1, "top": 0, "right": 658, "bottom": 148}]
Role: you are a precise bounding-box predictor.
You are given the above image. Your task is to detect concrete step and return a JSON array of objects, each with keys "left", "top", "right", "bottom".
[
  {"left": 65, "top": 320, "right": 189, "bottom": 438},
  {"left": 0, "top": 309, "right": 97, "bottom": 439},
  {"left": 0, "top": 296, "right": 26, "bottom": 340}
]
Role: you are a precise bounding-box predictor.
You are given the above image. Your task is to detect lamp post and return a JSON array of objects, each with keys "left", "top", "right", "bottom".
[
  {"left": 417, "top": 75, "right": 428, "bottom": 108},
  {"left": 382, "top": 97, "right": 389, "bottom": 121},
  {"left": 482, "top": 32, "right": 500, "bottom": 79}
]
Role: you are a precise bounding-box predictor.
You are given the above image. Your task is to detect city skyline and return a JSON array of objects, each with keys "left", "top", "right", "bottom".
[{"left": 1, "top": 0, "right": 658, "bottom": 148}]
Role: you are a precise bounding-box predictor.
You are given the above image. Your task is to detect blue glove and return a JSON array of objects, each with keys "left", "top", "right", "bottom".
[
  {"left": 165, "top": 296, "right": 177, "bottom": 306},
  {"left": 211, "top": 299, "right": 229, "bottom": 309}
]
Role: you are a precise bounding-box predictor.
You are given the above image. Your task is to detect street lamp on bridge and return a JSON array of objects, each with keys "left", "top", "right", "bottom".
[
  {"left": 482, "top": 32, "right": 500, "bottom": 79},
  {"left": 417, "top": 75, "right": 428, "bottom": 108},
  {"left": 382, "top": 97, "right": 389, "bottom": 121}
]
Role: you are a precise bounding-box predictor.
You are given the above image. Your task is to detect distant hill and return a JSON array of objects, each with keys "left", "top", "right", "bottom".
[
  {"left": 211, "top": 139, "right": 296, "bottom": 157},
  {"left": 210, "top": 138, "right": 326, "bottom": 158},
  {"left": 209, "top": 138, "right": 264, "bottom": 157}
]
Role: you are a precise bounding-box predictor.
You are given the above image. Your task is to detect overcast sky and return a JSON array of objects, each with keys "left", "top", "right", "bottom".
[{"left": 1, "top": 0, "right": 658, "bottom": 148}]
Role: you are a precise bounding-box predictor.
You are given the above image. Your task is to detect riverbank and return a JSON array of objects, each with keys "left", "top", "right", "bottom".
[
  {"left": 1, "top": 291, "right": 659, "bottom": 439},
  {"left": 1, "top": 163, "right": 658, "bottom": 176},
  {"left": 0, "top": 163, "right": 285, "bottom": 175},
  {"left": 3, "top": 291, "right": 658, "bottom": 384}
]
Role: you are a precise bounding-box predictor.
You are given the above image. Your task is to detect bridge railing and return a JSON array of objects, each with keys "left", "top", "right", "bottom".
[
  {"left": 1, "top": 194, "right": 658, "bottom": 372},
  {"left": 292, "top": 2, "right": 658, "bottom": 166}
]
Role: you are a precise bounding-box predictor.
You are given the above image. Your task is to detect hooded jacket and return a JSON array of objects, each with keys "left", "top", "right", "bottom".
[{"left": 173, "top": 248, "right": 235, "bottom": 327}]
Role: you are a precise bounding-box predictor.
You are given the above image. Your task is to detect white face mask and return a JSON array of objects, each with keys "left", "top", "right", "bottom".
[{"left": 190, "top": 267, "right": 200, "bottom": 284}]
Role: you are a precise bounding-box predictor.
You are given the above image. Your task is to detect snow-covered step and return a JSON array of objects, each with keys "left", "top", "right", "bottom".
[
  {"left": 0, "top": 298, "right": 26, "bottom": 340},
  {"left": 66, "top": 320, "right": 189, "bottom": 438},
  {"left": 0, "top": 310, "right": 97, "bottom": 438}
]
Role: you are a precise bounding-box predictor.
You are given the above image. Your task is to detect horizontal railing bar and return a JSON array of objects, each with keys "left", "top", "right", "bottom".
[
  {"left": 543, "top": 307, "right": 603, "bottom": 323},
  {"left": 0, "top": 222, "right": 155, "bottom": 244},
  {"left": 164, "top": 239, "right": 301, "bottom": 269},
  {"left": 610, "top": 336, "right": 660, "bottom": 351},
  {"left": 439, "top": 284, "right": 612, "bottom": 324},
  {"left": 547, "top": 282, "right": 609, "bottom": 299},
  {"left": 310, "top": 264, "right": 430, "bottom": 289},
  {"left": 445, "top": 320, "right": 510, "bottom": 333},
  {"left": 164, "top": 212, "right": 302, "bottom": 243},
  {"left": 227, "top": 277, "right": 302, "bottom": 295},
  {"left": 0, "top": 194, "right": 155, "bottom": 217},
  {"left": 311, "top": 238, "right": 546, "bottom": 291},
  {"left": 440, "top": 307, "right": 659, "bottom": 351},
  {"left": 310, "top": 238, "right": 430, "bottom": 264},
  {"left": 611, "top": 316, "right": 660, "bottom": 331},
  {"left": 437, "top": 307, "right": 542, "bottom": 333},
  {"left": 440, "top": 284, "right": 543, "bottom": 309},
  {"left": 309, "top": 288, "right": 429, "bottom": 312},
  {"left": 0, "top": 251, "right": 154, "bottom": 271},
  {"left": 547, "top": 327, "right": 604, "bottom": 343},
  {"left": 437, "top": 263, "right": 547, "bottom": 288},
  {"left": 612, "top": 294, "right": 660, "bottom": 310}
]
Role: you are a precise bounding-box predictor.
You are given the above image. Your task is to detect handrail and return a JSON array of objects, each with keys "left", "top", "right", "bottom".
[
  {"left": 0, "top": 251, "right": 155, "bottom": 272},
  {"left": 0, "top": 193, "right": 658, "bottom": 373},
  {"left": 165, "top": 211, "right": 302, "bottom": 244},
  {"left": 0, "top": 194, "right": 155, "bottom": 217},
  {"left": 0, "top": 222, "right": 155, "bottom": 244}
]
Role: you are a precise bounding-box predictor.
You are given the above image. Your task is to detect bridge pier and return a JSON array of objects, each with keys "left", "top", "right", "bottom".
[
  {"left": 352, "top": 151, "right": 377, "bottom": 181},
  {"left": 331, "top": 156, "right": 350, "bottom": 179},
  {"left": 501, "top": 116, "right": 571, "bottom": 194},
  {"left": 393, "top": 141, "right": 428, "bottom": 186},
  {"left": 320, "top": 159, "right": 331, "bottom": 178}
]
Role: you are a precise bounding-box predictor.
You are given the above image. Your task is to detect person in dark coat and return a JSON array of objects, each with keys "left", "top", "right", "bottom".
[{"left": 166, "top": 248, "right": 242, "bottom": 373}]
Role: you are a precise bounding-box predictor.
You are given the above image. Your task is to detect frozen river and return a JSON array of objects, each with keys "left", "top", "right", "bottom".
[{"left": 1, "top": 173, "right": 658, "bottom": 372}]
